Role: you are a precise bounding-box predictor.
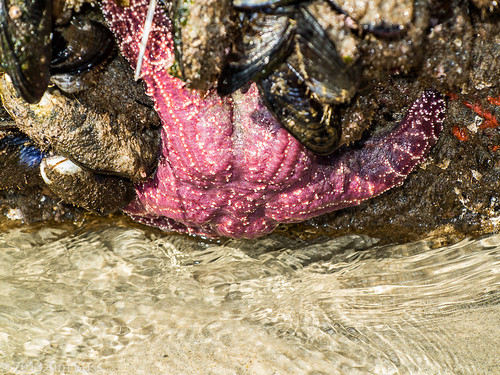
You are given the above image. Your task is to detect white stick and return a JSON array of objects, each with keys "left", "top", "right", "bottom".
[{"left": 135, "top": 0, "right": 157, "bottom": 81}]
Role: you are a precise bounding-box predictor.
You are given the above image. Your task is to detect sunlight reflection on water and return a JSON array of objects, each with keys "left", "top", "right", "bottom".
[{"left": 0, "top": 222, "right": 499, "bottom": 374}]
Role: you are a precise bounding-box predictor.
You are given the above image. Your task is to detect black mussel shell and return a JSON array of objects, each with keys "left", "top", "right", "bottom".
[
  {"left": 233, "top": 0, "right": 302, "bottom": 10},
  {"left": 292, "top": 6, "right": 359, "bottom": 105},
  {"left": 360, "top": 22, "right": 404, "bottom": 38},
  {"left": 50, "top": 18, "right": 115, "bottom": 76},
  {"left": 40, "top": 155, "right": 136, "bottom": 215},
  {"left": 0, "top": 127, "right": 45, "bottom": 189},
  {"left": 259, "top": 62, "right": 340, "bottom": 155},
  {"left": 0, "top": 0, "right": 52, "bottom": 103},
  {"left": 217, "top": 13, "right": 293, "bottom": 95}
]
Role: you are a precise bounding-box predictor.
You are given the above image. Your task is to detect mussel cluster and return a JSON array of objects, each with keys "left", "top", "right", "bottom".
[
  {"left": 170, "top": 0, "right": 422, "bottom": 155},
  {"left": 0, "top": 0, "right": 116, "bottom": 103},
  {"left": 0, "top": 0, "right": 161, "bottom": 215}
]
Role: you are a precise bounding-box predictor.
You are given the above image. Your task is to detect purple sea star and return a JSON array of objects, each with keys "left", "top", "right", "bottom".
[{"left": 101, "top": 0, "right": 446, "bottom": 238}]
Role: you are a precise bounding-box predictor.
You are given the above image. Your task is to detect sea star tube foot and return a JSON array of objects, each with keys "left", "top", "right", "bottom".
[{"left": 101, "top": 0, "right": 446, "bottom": 238}]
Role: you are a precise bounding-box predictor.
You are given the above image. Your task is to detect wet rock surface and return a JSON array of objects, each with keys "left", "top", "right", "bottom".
[{"left": 301, "top": 3, "right": 500, "bottom": 242}]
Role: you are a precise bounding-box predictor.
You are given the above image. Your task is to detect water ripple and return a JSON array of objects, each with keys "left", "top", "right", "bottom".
[{"left": 0, "top": 225, "right": 499, "bottom": 374}]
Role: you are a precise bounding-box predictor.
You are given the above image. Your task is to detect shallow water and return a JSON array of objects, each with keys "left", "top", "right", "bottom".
[{"left": 0, "top": 221, "right": 499, "bottom": 374}]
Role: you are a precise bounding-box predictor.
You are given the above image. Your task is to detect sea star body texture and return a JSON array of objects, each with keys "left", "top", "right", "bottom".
[{"left": 102, "top": 0, "right": 446, "bottom": 238}]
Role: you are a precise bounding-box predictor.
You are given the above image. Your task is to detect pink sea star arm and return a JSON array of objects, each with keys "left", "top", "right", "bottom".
[
  {"left": 102, "top": 0, "right": 445, "bottom": 238},
  {"left": 265, "top": 90, "right": 445, "bottom": 222}
]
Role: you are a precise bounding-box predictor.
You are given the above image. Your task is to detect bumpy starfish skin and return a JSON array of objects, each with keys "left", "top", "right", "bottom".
[{"left": 101, "top": 0, "right": 446, "bottom": 238}]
